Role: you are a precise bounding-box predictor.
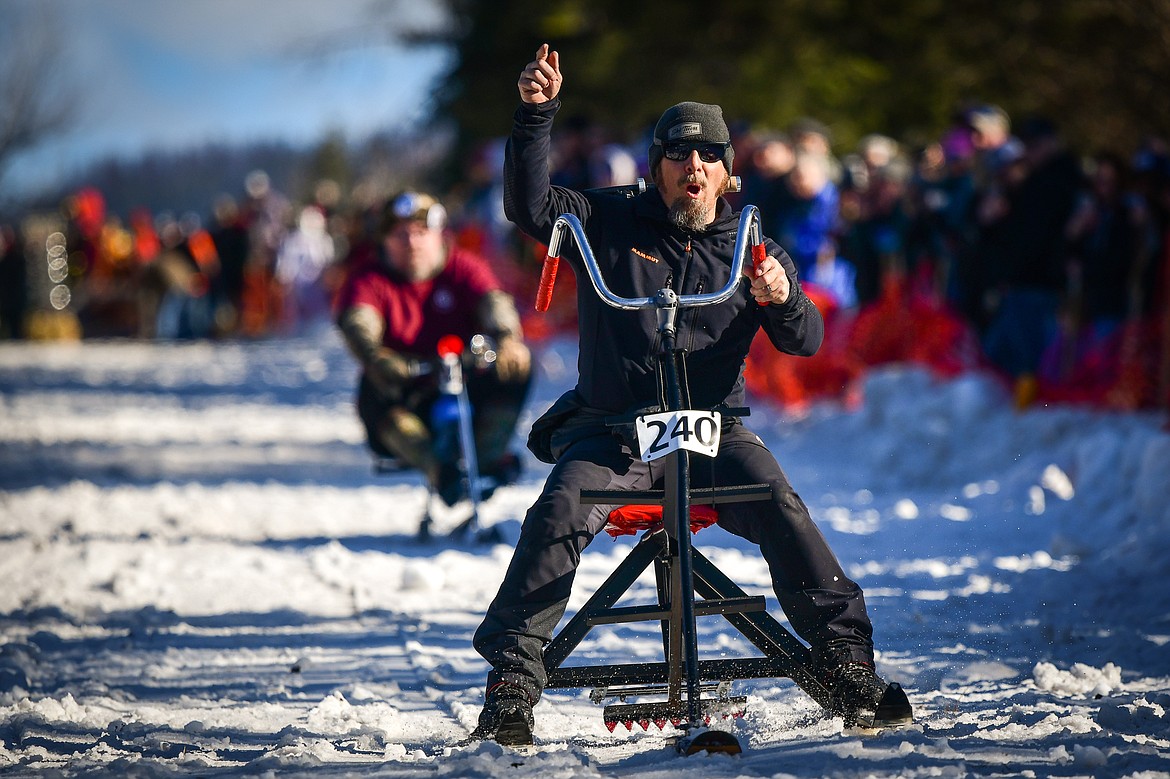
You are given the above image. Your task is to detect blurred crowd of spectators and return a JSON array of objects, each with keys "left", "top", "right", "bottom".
[
  {"left": 511, "top": 103, "right": 1170, "bottom": 411},
  {"left": 727, "top": 106, "right": 1170, "bottom": 411},
  {"left": 2, "top": 102, "right": 1168, "bottom": 411},
  {"left": 0, "top": 170, "right": 340, "bottom": 342}
]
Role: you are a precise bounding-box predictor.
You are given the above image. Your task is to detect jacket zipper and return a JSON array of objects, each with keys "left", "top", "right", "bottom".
[
  {"left": 686, "top": 280, "right": 703, "bottom": 353},
  {"left": 680, "top": 240, "right": 698, "bottom": 352}
]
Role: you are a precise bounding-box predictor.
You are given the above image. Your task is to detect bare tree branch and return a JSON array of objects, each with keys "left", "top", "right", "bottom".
[{"left": 0, "top": 2, "right": 79, "bottom": 186}]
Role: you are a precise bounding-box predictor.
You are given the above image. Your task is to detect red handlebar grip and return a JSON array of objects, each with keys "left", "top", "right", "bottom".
[
  {"left": 751, "top": 242, "right": 769, "bottom": 306},
  {"left": 751, "top": 242, "right": 768, "bottom": 268},
  {"left": 535, "top": 254, "right": 561, "bottom": 312}
]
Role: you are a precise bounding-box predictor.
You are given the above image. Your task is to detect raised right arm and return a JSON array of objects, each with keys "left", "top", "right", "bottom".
[{"left": 503, "top": 44, "right": 591, "bottom": 245}]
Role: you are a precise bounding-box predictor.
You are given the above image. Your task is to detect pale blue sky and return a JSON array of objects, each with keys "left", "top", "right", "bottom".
[{"left": 2, "top": 0, "right": 451, "bottom": 196}]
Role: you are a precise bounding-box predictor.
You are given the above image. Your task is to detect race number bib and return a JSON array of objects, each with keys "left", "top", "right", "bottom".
[{"left": 634, "top": 410, "right": 722, "bottom": 463}]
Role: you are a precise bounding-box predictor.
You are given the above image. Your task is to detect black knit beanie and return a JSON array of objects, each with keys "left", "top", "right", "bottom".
[{"left": 648, "top": 101, "right": 734, "bottom": 176}]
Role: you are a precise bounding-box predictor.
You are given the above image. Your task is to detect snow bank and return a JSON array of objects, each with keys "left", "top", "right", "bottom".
[{"left": 1034, "top": 661, "right": 1123, "bottom": 697}]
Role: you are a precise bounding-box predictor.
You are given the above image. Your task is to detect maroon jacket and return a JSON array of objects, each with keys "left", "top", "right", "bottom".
[{"left": 334, "top": 245, "right": 503, "bottom": 358}]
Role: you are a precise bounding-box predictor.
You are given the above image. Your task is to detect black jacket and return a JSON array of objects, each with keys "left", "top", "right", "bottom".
[{"left": 506, "top": 100, "right": 823, "bottom": 456}]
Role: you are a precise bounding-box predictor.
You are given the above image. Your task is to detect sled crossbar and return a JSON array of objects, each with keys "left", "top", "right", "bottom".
[
  {"left": 548, "top": 657, "right": 803, "bottom": 689},
  {"left": 586, "top": 595, "right": 765, "bottom": 626}
]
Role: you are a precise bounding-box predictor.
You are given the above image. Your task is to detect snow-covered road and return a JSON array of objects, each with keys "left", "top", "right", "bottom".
[{"left": 1, "top": 331, "right": 1168, "bottom": 777}]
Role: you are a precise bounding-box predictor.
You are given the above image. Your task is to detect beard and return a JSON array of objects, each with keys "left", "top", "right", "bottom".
[
  {"left": 661, "top": 171, "right": 730, "bottom": 232},
  {"left": 668, "top": 196, "right": 710, "bottom": 232}
]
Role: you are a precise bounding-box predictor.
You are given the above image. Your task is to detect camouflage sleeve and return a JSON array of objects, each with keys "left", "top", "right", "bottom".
[
  {"left": 477, "top": 290, "right": 524, "bottom": 342},
  {"left": 337, "top": 304, "right": 385, "bottom": 366}
]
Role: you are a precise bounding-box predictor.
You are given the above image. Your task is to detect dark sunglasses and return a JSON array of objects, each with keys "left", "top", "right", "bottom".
[{"left": 662, "top": 142, "right": 728, "bottom": 163}]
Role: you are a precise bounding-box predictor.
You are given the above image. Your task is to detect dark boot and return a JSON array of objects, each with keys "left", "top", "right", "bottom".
[
  {"left": 435, "top": 460, "right": 467, "bottom": 506},
  {"left": 813, "top": 641, "right": 913, "bottom": 727},
  {"left": 469, "top": 684, "right": 534, "bottom": 746}
]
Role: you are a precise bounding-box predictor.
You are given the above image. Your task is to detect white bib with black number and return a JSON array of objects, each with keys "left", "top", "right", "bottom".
[{"left": 634, "top": 410, "right": 722, "bottom": 463}]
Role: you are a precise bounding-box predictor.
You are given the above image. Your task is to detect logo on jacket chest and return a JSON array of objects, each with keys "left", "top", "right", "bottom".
[{"left": 630, "top": 247, "right": 660, "bottom": 263}]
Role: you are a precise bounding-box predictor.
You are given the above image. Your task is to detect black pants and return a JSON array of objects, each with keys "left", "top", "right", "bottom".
[{"left": 473, "top": 423, "right": 874, "bottom": 703}]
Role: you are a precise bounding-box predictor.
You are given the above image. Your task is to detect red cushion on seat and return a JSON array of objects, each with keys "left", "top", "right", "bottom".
[{"left": 604, "top": 504, "right": 720, "bottom": 538}]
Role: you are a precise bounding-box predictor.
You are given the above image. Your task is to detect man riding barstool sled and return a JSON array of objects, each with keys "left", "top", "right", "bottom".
[{"left": 469, "top": 44, "right": 913, "bottom": 747}]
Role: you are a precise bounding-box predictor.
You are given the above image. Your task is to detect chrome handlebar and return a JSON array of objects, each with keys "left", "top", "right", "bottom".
[{"left": 542, "top": 205, "right": 764, "bottom": 312}]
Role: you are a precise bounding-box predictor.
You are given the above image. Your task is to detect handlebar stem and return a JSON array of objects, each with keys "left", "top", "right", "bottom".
[{"left": 654, "top": 288, "right": 679, "bottom": 339}]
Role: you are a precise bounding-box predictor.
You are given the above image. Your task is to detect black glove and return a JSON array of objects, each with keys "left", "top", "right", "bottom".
[{"left": 369, "top": 348, "right": 424, "bottom": 398}]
